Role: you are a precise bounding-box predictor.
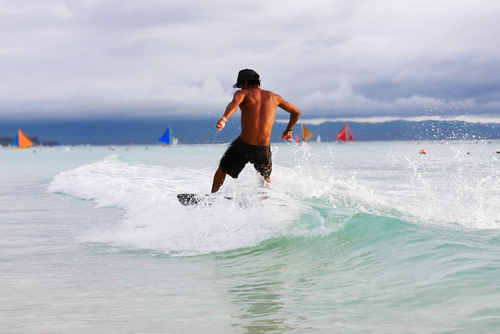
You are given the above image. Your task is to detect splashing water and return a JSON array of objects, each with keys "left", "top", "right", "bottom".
[{"left": 47, "top": 142, "right": 500, "bottom": 257}]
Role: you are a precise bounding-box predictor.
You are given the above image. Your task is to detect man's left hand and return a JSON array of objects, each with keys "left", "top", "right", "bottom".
[{"left": 281, "top": 129, "right": 292, "bottom": 140}]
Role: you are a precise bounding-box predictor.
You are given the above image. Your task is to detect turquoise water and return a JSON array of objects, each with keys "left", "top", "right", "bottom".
[{"left": 1, "top": 141, "right": 500, "bottom": 333}]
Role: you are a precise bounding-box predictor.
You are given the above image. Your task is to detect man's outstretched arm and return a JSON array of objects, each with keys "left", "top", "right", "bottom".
[
  {"left": 277, "top": 96, "right": 301, "bottom": 140},
  {"left": 216, "top": 91, "right": 245, "bottom": 131}
]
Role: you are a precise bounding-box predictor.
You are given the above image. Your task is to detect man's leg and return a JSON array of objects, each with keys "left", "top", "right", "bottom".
[
  {"left": 254, "top": 146, "right": 272, "bottom": 185},
  {"left": 258, "top": 176, "right": 271, "bottom": 191},
  {"left": 211, "top": 167, "right": 226, "bottom": 193}
]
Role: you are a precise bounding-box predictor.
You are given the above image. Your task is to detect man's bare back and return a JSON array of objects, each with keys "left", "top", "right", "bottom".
[
  {"left": 216, "top": 85, "right": 301, "bottom": 146},
  {"left": 211, "top": 69, "right": 300, "bottom": 193}
]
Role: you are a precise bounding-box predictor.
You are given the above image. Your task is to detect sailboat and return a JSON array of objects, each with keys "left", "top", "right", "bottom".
[
  {"left": 335, "top": 123, "right": 354, "bottom": 142},
  {"left": 12, "top": 129, "right": 34, "bottom": 149},
  {"left": 158, "top": 127, "right": 178, "bottom": 145},
  {"left": 301, "top": 124, "right": 313, "bottom": 142}
]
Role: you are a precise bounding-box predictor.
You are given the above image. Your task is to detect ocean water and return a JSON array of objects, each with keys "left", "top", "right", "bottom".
[{"left": 1, "top": 141, "right": 500, "bottom": 333}]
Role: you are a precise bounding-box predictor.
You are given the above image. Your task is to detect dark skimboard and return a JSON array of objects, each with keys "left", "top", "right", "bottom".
[
  {"left": 177, "top": 193, "right": 203, "bottom": 206},
  {"left": 177, "top": 193, "right": 234, "bottom": 206}
]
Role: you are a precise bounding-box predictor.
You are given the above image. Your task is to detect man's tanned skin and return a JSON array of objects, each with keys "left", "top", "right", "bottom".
[{"left": 211, "top": 81, "right": 301, "bottom": 193}]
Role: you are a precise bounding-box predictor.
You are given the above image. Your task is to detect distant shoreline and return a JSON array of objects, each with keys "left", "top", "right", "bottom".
[
  {"left": 1, "top": 118, "right": 499, "bottom": 146},
  {"left": 2, "top": 139, "right": 499, "bottom": 149},
  {"left": 276, "top": 115, "right": 500, "bottom": 125}
]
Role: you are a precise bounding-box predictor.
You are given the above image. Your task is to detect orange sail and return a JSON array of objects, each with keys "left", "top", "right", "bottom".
[
  {"left": 301, "top": 124, "right": 313, "bottom": 142},
  {"left": 12, "top": 129, "right": 34, "bottom": 149},
  {"left": 334, "top": 123, "right": 354, "bottom": 142}
]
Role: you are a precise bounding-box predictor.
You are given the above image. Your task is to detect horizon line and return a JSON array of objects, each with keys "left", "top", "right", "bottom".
[{"left": 276, "top": 115, "right": 500, "bottom": 125}]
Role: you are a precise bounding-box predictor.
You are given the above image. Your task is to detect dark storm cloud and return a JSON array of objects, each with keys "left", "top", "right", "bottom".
[{"left": 0, "top": 0, "right": 499, "bottom": 120}]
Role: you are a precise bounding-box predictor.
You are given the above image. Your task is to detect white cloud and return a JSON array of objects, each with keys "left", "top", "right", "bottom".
[
  {"left": 299, "top": 81, "right": 395, "bottom": 113},
  {"left": 297, "top": 84, "right": 485, "bottom": 117},
  {"left": 0, "top": 0, "right": 499, "bottom": 119}
]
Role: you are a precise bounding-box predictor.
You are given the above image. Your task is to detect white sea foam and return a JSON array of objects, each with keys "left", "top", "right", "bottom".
[
  {"left": 47, "top": 143, "right": 500, "bottom": 256},
  {"left": 48, "top": 154, "right": 332, "bottom": 256},
  {"left": 386, "top": 147, "right": 500, "bottom": 229},
  {"left": 272, "top": 143, "right": 500, "bottom": 229}
]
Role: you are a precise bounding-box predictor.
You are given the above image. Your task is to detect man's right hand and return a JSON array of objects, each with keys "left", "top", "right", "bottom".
[{"left": 216, "top": 117, "right": 227, "bottom": 131}]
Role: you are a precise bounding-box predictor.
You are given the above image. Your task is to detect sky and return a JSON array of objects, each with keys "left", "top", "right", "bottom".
[{"left": 1, "top": 0, "right": 499, "bottom": 121}]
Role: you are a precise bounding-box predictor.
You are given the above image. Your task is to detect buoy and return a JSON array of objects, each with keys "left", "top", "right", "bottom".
[{"left": 419, "top": 149, "right": 426, "bottom": 154}]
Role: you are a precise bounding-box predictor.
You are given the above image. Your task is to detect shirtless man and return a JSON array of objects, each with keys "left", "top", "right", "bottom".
[{"left": 211, "top": 69, "right": 301, "bottom": 193}]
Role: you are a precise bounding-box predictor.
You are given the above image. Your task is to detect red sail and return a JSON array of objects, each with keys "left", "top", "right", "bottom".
[
  {"left": 335, "top": 123, "right": 348, "bottom": 141},
  {"left": 335, "top": 123, "right": 354, "bottom": 141},
  {"left": 347, "top": 124, "right": 354, "bottom": 141}
]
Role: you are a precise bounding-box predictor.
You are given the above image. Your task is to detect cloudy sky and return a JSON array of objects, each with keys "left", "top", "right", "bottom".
[{"left": 1, "top": 0, "right": 499, "bottom": 120}]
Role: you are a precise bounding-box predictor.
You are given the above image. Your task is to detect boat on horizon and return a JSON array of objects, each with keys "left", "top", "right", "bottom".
[
  {"left": 335, "top": 123, "right": 354, "bottom": 142},
  {"left": 159, "top": 127, "right": 178, "bottom": 145},
  {"left": 12, "top": 129, "right": 34, "bottom": 149},
  {"left": 301, "top": 124, "right": 314, "bottom": 142}
]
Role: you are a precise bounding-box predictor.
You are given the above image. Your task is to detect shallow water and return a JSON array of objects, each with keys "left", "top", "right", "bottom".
[{"left": 1, "top": 141, "right": 500, "bottom": 333}]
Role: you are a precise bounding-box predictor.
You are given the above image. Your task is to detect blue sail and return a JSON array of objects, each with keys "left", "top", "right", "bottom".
[
  {"left": 158, "top": 127, "right": 171, "bottom": 145},
  {"left": 12, "top": 135, "right": 19, "bottom": 147}
]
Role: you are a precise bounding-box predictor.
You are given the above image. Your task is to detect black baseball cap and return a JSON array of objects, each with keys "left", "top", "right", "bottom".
[{"left": 233, "top": 69, "right": 260, "bottom": 88}]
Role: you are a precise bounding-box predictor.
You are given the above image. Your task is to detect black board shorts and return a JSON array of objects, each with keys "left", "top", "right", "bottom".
[{"left": 219, "top": 137, "right": 272, "bottom": 179}]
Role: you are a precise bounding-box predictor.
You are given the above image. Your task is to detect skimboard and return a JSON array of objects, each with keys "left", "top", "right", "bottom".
[
  {"left": 177, "top": 193, "right": 203, "bottom": 206},
  {"left": 177, "top": 193, "right": 234, "bottom": 206}
]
